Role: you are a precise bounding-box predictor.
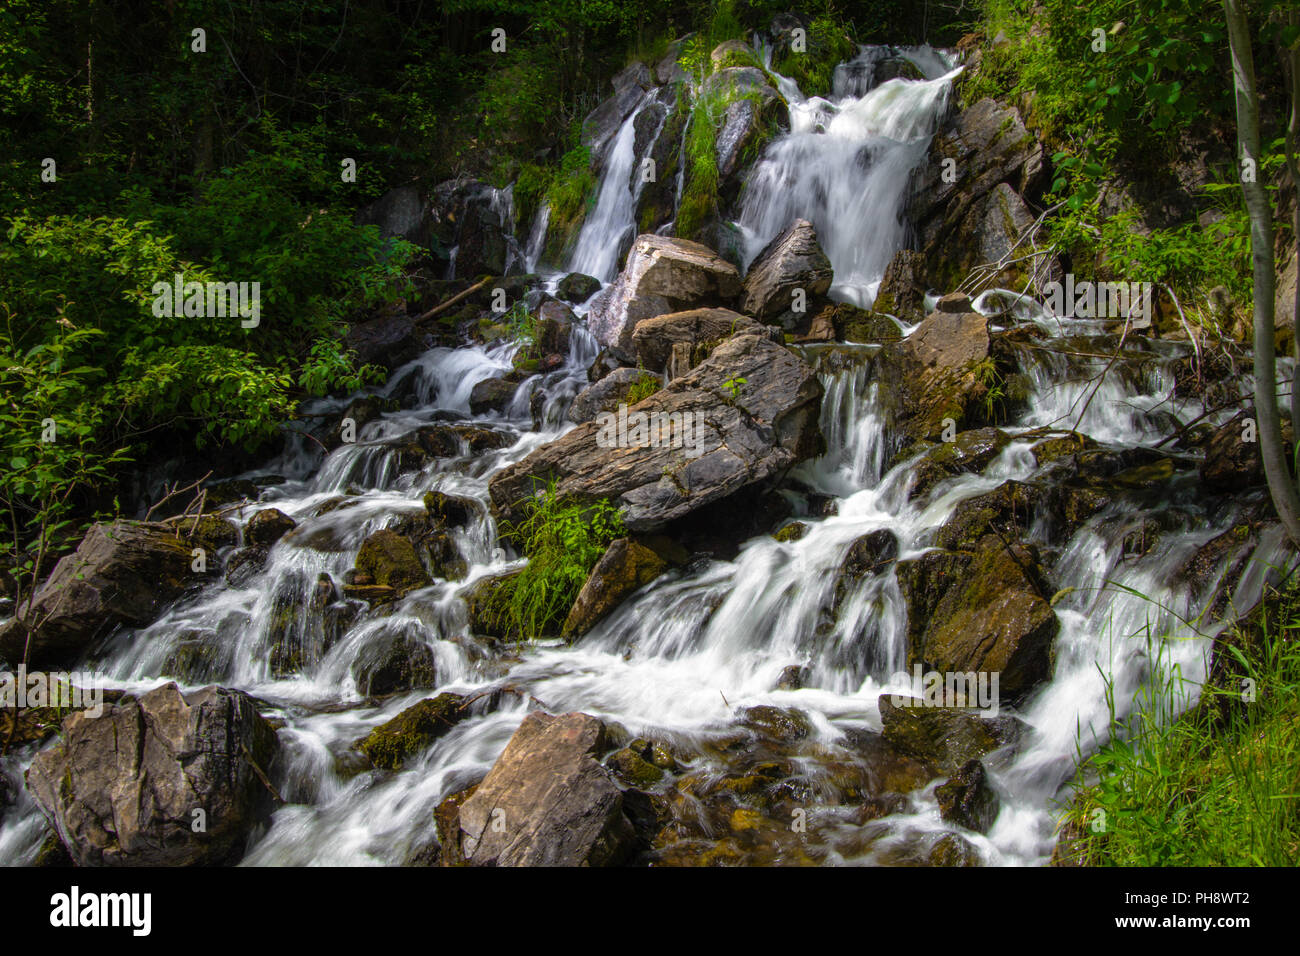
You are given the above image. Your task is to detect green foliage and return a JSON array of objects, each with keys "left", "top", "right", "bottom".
[
  {"left": 1066, "top": 573, "right": 1300, "bottom": 865},
  {"left": 626, "top": 370, "right": 662, "bottom": 403},
  {"left": 677, "top": 94, "right": 723, "bottom": 240},
  {"left": 773, "top": 14, "right": 856, "bottom": 97},
  {"left": 545, "top": 143, "right": 599, "bottom": 224},
  {"left": 489, "top": 484, "right": 626, "bottom": 640}
]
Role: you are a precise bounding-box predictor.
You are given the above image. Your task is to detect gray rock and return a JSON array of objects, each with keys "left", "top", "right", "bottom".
[
  {"left": 27, "top": 683, "right": 280, "bottom": 866},
  {"left": 632, "top": 306, "right": 760, "bottom": 371},
  {"left": 740, "top": 219, "right": 834, "bottom": 329},
  {"left": 354, "top": 185, "right": 430, "bottom": 246},
  {"left": 489, "top": 333, "right": 822, "bottom": 532},
  {"left": 586, "top": 234, "right": 742, "bottom": 355},
  {"left": 569, "top": 367, "right": 651, "bottom": 424},
  {"left": 0, "top": 521, "right": 211, "bottom": 667}
]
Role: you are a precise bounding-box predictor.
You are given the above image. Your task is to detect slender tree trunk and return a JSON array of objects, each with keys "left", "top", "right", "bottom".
[{"left": 1225, "top": 0, "right": 1300, "bottom": 545}]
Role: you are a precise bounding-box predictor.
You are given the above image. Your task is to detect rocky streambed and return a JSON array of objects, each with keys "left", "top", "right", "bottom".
[{"left": 0, "top": 27, "right": 1290, "bottom": 868}]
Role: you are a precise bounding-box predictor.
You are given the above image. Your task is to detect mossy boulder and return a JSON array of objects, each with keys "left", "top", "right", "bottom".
[
  {"left": 468, "top": 377, "right": 517, "bottom": 415},
  {"left": 935, "top": 759, "right": 1000, "bottom": 833},
  {"left": 354, "top": 529, "right": 431, "bottom": 592},
  {"left": 422, "top": 490, "right": 475, "bottom": 528},
  {"left": 909, "top": 427, "right": 1011, "bottom": 500},
  {"left": 160, "top": 513, "right": 239, "bottom": 551},
  {"left": 878, "top": 694, "right": 1023, "bottom": 775},
  {"left": 932, "top": 479, "right": 1048, "bottom": 550},
  {"left": 772, "top": 521, "right": 808, "bottom": 543},
  {"left": 464, "top": 569, "right": 525, "bottom": 640},
  {"left": 562, "top": 537, "right": 679, "bottom": 638},
  {"left": 357, "top": 693, "right": 471, "bottom": 771},
  {"left": 557, "top": 272, "right": 602, "bottom": 303},
  {"left": 895, "top": 535, "right": 1058, "bottom": 701},
  {"left": 737, "top": 705, "right": 812, "bottom": 743},
  {"left": 606, "top": 747, "right": 665, "bottom": 788},
  {"left": 823, "top": 301, "right": 904, "bottom": 344},
  {"left": 245, "top": 508, "right": 296, "bottom": 547}
]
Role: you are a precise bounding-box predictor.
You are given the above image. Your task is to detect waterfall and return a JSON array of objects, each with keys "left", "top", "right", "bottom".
[
  {"left": 1, "top": 43, "right": 1288, "bottom": 870},
  {"left": 567, "top": 94, "right": 662, "bottom": 282},
  {"left": 737, "top": 46, "right": 960, "bottom": 307}
]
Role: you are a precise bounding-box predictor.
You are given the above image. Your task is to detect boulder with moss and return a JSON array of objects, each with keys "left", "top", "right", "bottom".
[{"left": 358, "top": 693, "right": 472, "bottom": 770}]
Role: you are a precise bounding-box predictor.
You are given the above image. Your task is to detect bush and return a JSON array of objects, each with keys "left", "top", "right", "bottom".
[{"left": 487, "top": 485, "right": 625, "bottom": 640}]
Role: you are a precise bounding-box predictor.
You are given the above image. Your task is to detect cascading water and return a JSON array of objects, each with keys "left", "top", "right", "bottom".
[
  {"left": 1, "top": 44, "right": 1289, "bottom": 868},
  {"left": 737, "top": 46, "right": 960, "bottom": 307},
  {"left": 567, "top": 94, "right": 666, "bottom": 282}
]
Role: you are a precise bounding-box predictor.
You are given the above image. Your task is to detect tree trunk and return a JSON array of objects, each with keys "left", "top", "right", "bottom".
[{"left": 1225, "top": 0, "right": 1300, "bottom": 545}]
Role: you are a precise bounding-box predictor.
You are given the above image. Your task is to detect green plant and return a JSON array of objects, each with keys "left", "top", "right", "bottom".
[
  {"left": 626, "top": 369, "right": 662, "bottom": 403},
  {"left": 721, "top": 375, "right": 747, "bottom": 399},
  {"left": 488, "top": 483, "right": 626, "bottom": 641},
  {"left": 1062, "top": 571, "right": 1300, "bottom": 865}
]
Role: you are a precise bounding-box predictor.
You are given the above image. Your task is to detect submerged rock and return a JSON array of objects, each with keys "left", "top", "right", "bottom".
[
  {"left": 27, "top": 683, "right": 280, "bottom": 866},
  {"left": 448, "top": 711, "right": 641, "bottom": 866},
  {"left": 489, "top": 334, "right": 823, "bottom": 533},
  {"left": 935, "top": 759, "right": 1000, "bottom": 833}
]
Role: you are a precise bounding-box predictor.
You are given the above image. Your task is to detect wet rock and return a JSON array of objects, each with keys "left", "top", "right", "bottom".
[
  {"left": 557, "top": 272, "right": 602, "bottom": 303},
  {"left": 607, "top": 747, "right": 665, "bottom": 788},
  {"left": 468, "top": 376, "right": 518, "bottom": 416},
  {"left": 245, "top": 507, "right": 296, "bottom": 547},
  {"left": 895, "top": 536, "right": 1057, "bottom": 701},
  {"left": 434, "top": 783, "right": 479, "bottom": 865},
  {"left": 390, "top": 513, "right": 468, "bottom": 583},
  {"left": 701, "top": 66, "right": 779, "bottom": 106},
  {"left": 933, "top": 480, "right": 1048, "bottom": 551},
  {"left": 562, "top": 537, "right": 673, "bottom": 638},
  {"left": 588, "top": 348, "right": 627, "bottom": 383},
  {"left": 568, "top": 367, "right": 652, "bottom": 424},
  {"left": 0, "top": 521, "right": 211, "bottom": 667},
  {"left": 870, "top": 249, "right": 927, "bottom": 324},
  {"left": 344, "top": 313, "right": 425, "bottom": 370},
  {"left": 871, "top": 311, "right": 1002, "bottom": 457},
  {"left": 710, "top": 39, "right": 754, "bottom": 71},
  {"left": 775, "top": 664, "right": 808, "bottom": 690},
  {"left": 928, "top": 832, "right": 982, "bottom": 866},
  {"left": 583, "top": 63, "right": 656, "bottom": 171},
  {"left": 586, "top": 234, "right": 742, "bottom": 356},
  {"left": 1200, "top": 413, "right": 1265, "bottom": 492},
  {"left": 224, "top": 545, "right": 270, "bottom": 588},
  {"left": 534, "top": 299, "right": 575, "bottom": 356},
  {"left": 908, "top": 427, "right": 1011, "bottom": 500},
  {"left": 822, "top": 301, "right": 903, "bottom": 344},
  {"left": 1030, "top": 431, "right": 1094, "bottom": 467},
  {"left": 27, "top": 683, "right": 280, "bottom": 866},
  {"left": 358, "top": 693, "right": 472, "bottom": 771},
  {"left": 422, "top": 490, "right": 475, "bottom": 528},
  {"left": 354, "top": 529, "right": 431, "bottom": 593},
  {"left": 351, "top": 633, "right": 438, "bottom": 697},
  {"left": 429, "top": 179, "right": 512, "bottom": 277},
  {"left": 328, "top": 395, "right": 395, "bottom": 448},
  {"left": 772, "top": 521, "right": 808, "bottom": 543},
  {"left": 451, "top": 712, "right": 640, "bottom": 866},
  {"left": 489, "top": 334, "right": 823, "bottom": 533},
  {"left": 463, "top": 569, "right": 524, "bottom": 640},
  {"left": 739, "top": 220, "right": 834, "bottom": 331},
  {"left": 842, "top": 728, "right": 938, "bottom": 795},
  {"left": 841, "top": 529, "right": 900, "bottom": 576},
  {"left": 159, "top": 513, "right": 238, "bottom": 551},
  {"left": 878, "top": 694, "right": 1023, "bottom": 775},
  {"left": 737, "top": 705, "right": 812, "bottom": 743},
  {"left": 936, "top": 759, "right": 999, "bottom": 833},
  {"left": 632, "top": 307, "right": 760, "bottom": 372}
]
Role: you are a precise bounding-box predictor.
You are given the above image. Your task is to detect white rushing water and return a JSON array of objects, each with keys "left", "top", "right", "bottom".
[
  {"left": 736, "top": 46, "right": 960, "bottom": 307},
  {"left": 0, "top": 44, "right": 1289, "bottom": 868}
]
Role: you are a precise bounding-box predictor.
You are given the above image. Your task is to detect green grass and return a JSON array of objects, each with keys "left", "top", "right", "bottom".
[
  {"left": 626, "top": 370, "right": 662, "bottom": 404},
  {"left": 488, "top": 482, "right": 625, "bottom": 641},
  {"left": 1062, "top": 570, "right": 1300, "bottom": 865}
]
